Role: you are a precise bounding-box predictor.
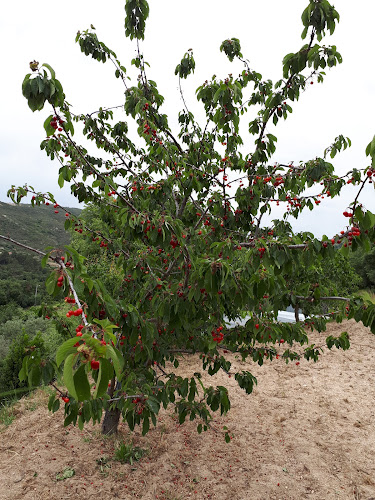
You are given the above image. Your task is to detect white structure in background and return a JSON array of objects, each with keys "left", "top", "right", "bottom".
[
  {"left": 224, "top": 310, "right": 305, "bottom": 328},
  {"left": 277, "top": 310, "right": 305, "bottom": 323}
]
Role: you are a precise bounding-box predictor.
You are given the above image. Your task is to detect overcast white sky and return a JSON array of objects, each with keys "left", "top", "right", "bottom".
[{"left": 1, "top": 0, "right": 374, "bottom": 237}]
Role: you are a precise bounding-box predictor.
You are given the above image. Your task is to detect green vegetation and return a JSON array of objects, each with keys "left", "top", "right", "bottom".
[
  {"left": 0, "top": 252, "right": 50, "bottom": 307},
  {"left": 0, "top": 398, "right": 17, "bottom": 428},
  {"left": 56, "top": 467, "right": 75, "bottom": 481},
  {"left": 0, "top": 202, "right": 81, "bottom": 395},
  {"left": 350, "top": 246, "right": 375, "bottom": 290},
  {"left": 0, "top": 201, "right": 80, "bottom": 251},
  {"left": 114, "top": 441, "right": 147, "bottom": 464}
]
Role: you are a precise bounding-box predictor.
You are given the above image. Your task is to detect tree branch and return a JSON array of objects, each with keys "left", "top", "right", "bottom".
[
  {"left": 0, "top": 234, "right": 47, "bottom": 257},
  {"left": 295, "top": 295, "right": 350, "bottom": 302}
]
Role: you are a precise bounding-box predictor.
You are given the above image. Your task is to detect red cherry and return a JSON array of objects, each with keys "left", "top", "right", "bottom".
[
  {"left": 62, "top": 397, "right": 70, "bottom": 403},
  {"left": 91, "top": 360, "right": 100, "bottom": 370}
]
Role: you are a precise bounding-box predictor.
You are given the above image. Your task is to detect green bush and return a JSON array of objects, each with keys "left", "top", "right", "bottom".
[
  {"left": 0, "top": 331, "right": 46, "bottom": 392},
  {"left": 350, "top": 246, "right": 375, "bottom": 290},
  {"left": 0, "top": 303, "right": 24, "bottom": 324},
  {"left": 0, "top": 308, "right": 63, "bottom": 356},
  {"left": 0, "top": 251, "right": 50, "bottom": 307}
]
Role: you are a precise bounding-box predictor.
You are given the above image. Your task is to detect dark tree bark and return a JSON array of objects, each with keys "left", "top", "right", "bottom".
[{"left": 101, "top": 406, "right": 121, "bottom": 435}]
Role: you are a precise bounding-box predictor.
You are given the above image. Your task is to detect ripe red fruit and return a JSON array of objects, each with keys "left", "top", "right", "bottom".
[
  {"left": 255, "top": 324, "right": 259, "bottom": 329},
  {"left": 62, "top": 397, "right": 70, "bottom": 403},
  {"left": 91, "top": 359, "right": 100, "bottom": 370}
]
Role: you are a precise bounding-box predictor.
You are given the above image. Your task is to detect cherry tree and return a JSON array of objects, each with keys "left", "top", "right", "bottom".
[{"left": 4, "top": 0, "right": 375, "bottom": 437}]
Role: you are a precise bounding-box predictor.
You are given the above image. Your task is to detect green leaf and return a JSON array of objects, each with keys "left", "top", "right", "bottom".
[
  {"left": 56, "top": 337, "right": 81, "bottom": 367},
  {"left": 213, "top": 88, "right": 223, "bottom": 103},
  {"left": 41, "top": 63, "right": 56, "bottom": 79},
  {"left": 18, "top": 357, "right": 28, "bottom": 382},
  {"left": 64, "top": 245, "right": 85, "bottom": 271},
  {"left": 363, "top": 210, "right": 375, "bottom": 230},
  {"left": 43, "top": 114, "right": 55, "bottom": 136},
  {"left": 63, "top": 353, "right": 78, "bottom": 400},
  {"left": 58, "top": 173, "right": 64, "bottom": 188},
  {"left": 41, "top": 252, "right": 50, "bottom": 269},
  {"left": 48, "top": 393, "right": 56, "bottom": 411},
  {"left": 45, "top": 272, "right": 58, "bottom": 295},
  {"left": 93, "top": 358, "right": 113, "bottom": 398},
  {"left": 106, "top": 345, "right": 124, "bottom": 377},
  {"left": 146, "top": 397, "right": 160, "bottom": 414},
  {"left": 78, "top": 415, "right": 84, "bottom": 430},
  {"left": 142, "top": 417, "right": 150, "bottom": 435},
  {"left": 28, "top": 93, "right": 46, "bottom": 112},
  {"left": 73, "top": 363, "right": 91, "bottom": 401},
  {"left": 28, "top": 363, "right": 41, "bottom": 387},
  {"left": 52, "top": 399, "right": 61, "bottom": 413},
  {"left": 22, "top": 74, "right": 31, "bottom": 98}
]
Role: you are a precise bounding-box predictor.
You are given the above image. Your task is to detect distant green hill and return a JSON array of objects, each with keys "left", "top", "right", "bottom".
[
  {"left": 0, "top": 201, "right": 82, "bottom": 311},
  {"left": 0, "top": 201, "right": 82, "bottom": 252}
]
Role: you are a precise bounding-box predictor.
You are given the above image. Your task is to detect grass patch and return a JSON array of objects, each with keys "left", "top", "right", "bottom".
[
  {"left": 114, "top": 441, "right": 147, "bottom": 465},
  {"left": 0, "top": 398, "right": 17, "bottom": 428},
  {"left": 56, "top": 467, "right": 75, "bottom": 481},
  {"left": 357, "top": 289, "right": 375, "bottom": 304},
  {"left": 0, "top": 386, "right": 35, "bottom": 404},
  {"left": 0, "top": 386, "right": 53, "bottom": 430},
  {"left": 96, "top": 457, "right": 111, "bottom": 476}
]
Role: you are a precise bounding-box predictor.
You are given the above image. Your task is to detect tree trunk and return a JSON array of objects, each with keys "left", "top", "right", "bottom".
[
  {"left": 101, "top": 406, "right": 121, "bottom": 435},
  {"left": 294, "top": 304, "right": 300, "bottom": 323}
]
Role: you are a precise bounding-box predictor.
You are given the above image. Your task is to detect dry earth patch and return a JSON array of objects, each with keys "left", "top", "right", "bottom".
[{"left": 1, "top": 320, "right": 375, "bottom": 499}]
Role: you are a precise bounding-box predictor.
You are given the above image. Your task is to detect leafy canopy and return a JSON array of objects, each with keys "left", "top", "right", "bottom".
[{"left": 8, "top": 0, "right": 375, "bottom": 437}]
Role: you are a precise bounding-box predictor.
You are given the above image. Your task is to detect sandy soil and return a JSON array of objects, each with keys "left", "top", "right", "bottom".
[{"left": 1, "top": 319, "right": 375, "bottom": 500}]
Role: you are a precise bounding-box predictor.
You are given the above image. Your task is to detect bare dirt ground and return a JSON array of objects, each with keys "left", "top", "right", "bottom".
[{"left": 1, "top": 319, "right": 375, "bottom": 500}]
